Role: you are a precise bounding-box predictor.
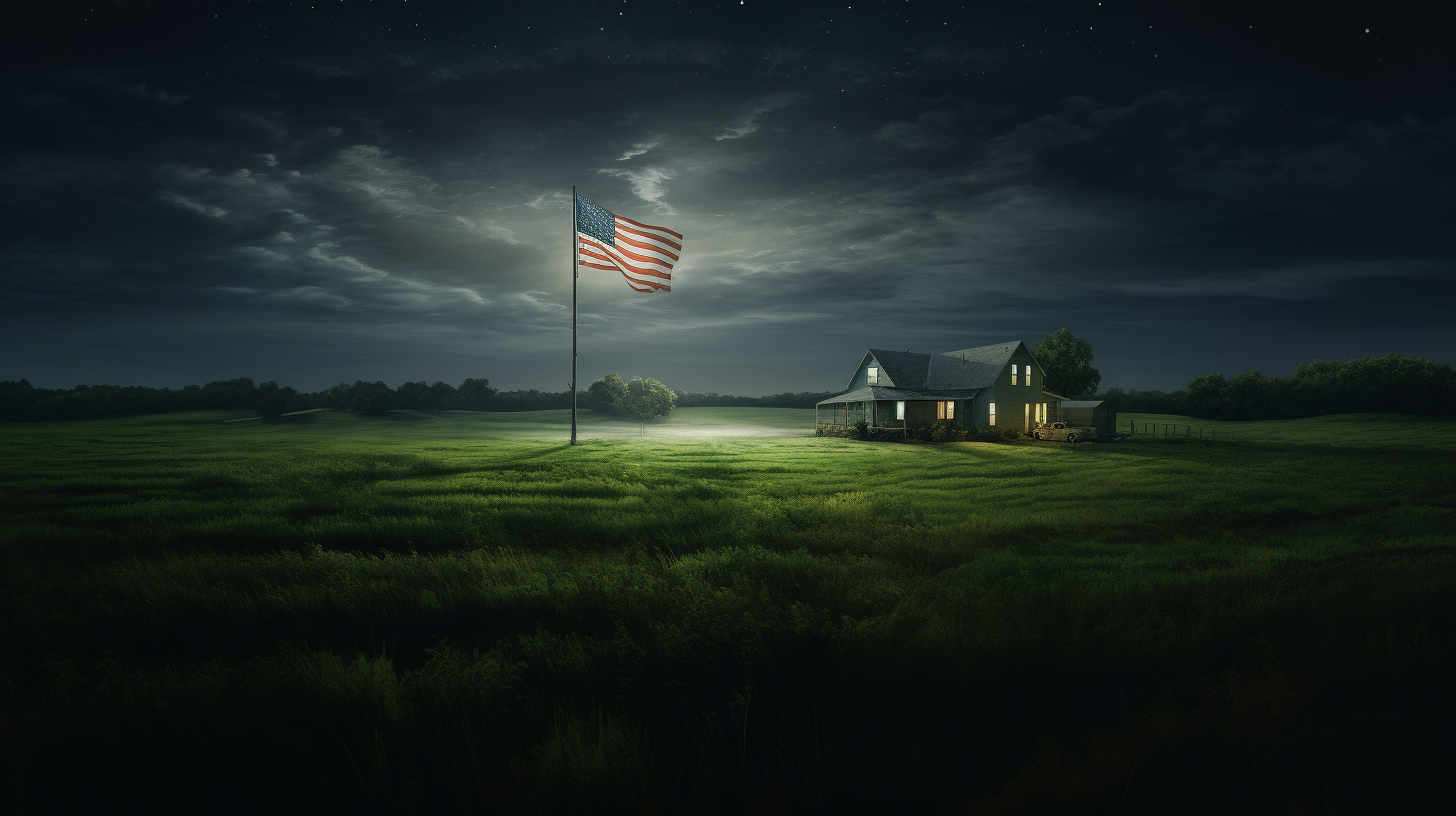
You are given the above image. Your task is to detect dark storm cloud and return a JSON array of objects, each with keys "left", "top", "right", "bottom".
[{"left": 2, "top": 1, "right": 1452, "bottom": 393}]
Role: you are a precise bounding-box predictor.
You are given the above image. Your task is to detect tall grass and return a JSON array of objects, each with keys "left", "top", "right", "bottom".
[{"left": 1, "top": 408, "right": 1453, "bottom": 813}]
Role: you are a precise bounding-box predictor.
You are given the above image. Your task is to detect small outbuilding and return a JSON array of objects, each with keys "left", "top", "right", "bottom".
[{"left": 1058, "top": 400, "right": 1118, "bottom": 438}]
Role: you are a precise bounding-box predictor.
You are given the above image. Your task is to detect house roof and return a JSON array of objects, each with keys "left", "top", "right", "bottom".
[
  {"left": 856, "top": 341, "right": 1035, "bottom": 391},
  {"left": 817, "top": 386, "right": 983, "bottom": 406}
]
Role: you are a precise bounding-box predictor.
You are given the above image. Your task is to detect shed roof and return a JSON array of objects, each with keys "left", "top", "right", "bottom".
[{"left": 1060, "top": 400, "right": 1108, "bottom": 409}]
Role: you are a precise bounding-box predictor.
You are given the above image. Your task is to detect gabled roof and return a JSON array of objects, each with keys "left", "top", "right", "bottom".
[
  {"left": 855, "top": 341, "right": 1036, "bottom": 391},
  {"left": 855, "top": 349, "right": 927, "bottom": 390}
]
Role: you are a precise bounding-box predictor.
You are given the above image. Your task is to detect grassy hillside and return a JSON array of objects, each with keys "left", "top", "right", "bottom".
[{"left": 1, "top": 408, "right": 1452, "bottom": 813}]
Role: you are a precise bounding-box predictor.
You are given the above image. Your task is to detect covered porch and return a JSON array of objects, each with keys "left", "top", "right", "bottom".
[{"left": 815, "top": 387, "right": 983, "bottom": 430}]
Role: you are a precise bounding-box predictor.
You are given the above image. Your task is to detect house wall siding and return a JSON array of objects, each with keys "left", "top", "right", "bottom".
[
  {"left": 992, "top": 347, "right": 1047, "bottom": 433},
  {"left": 970, "top": 390, "right": 993, "bottom": 428},
  {"left": 904, "top": 400, "right": 935, "bottom": 424}
]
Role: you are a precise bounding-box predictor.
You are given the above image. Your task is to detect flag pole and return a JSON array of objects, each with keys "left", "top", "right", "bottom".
[{"left": 570, "top": 186, "right": 578, "bottom": 446}]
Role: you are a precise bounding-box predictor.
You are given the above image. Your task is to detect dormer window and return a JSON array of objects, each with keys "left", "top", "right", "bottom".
[{"left": 867, "top": 366, "right": 879, "bottom": 385}]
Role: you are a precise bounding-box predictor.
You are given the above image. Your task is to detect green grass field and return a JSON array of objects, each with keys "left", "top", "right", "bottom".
[{"left": 2, "top": 407, "right": 1453, "bottom": 814}]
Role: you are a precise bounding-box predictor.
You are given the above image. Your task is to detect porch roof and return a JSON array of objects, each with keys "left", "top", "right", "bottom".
[{"left": 816, "top": 386, "right": 983, "bottom": 406}]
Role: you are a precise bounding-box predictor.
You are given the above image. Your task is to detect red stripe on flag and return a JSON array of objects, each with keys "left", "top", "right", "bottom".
[
  {"left": 614, "top": 232, "right": 680, "bottom": 260},
  {"left": 616, "top": 222, "right": 683, "bottom": 252},
  {"left": 579, "top": 237, "right": 673, "bottom": 280},
  {"left": 599, "top": 242, "right": 675, "bottom": 271},
  {"left": 616, "top": 214, "right": 683, "bottom": 240}
]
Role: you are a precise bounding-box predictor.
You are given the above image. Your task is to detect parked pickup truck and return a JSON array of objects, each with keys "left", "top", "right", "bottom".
[{"left": 1032, "top": 421, "right": 1097, "bottom": 443}]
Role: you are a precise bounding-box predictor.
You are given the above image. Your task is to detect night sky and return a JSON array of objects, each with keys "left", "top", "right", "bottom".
[{"left": 4, "top": 1, "right": 1451, "bottom": 396}]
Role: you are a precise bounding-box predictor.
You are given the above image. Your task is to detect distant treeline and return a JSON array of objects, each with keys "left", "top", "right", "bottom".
[
  {"left": 1095, "top": 353, "right": 1456, "bottom": 420},
  {"left": 673, "top": 390, "right": 843, "bottom": 409},
  {"left": 0, "top": 377, "right": 844, "bottom": 422}
]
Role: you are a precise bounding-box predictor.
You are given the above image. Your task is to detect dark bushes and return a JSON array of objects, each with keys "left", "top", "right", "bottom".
[
  {"left": 814, "top": 421, "right": 1019, "bottom": 443},
  {"left": 815, "top": 423, "right": 905, "bottom": 442}
]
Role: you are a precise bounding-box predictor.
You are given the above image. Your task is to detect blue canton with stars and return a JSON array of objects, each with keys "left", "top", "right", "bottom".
[{"left": 575, "top": 196, "right": 615, "bottom": 245}]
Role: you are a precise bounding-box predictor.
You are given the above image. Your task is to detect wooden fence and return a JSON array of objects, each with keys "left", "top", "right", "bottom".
[{"left": 1128, "top": 421, "right": 1253, "bottom": 440}]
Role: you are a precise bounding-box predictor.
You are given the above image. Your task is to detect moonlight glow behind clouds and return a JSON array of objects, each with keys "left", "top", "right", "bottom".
[{"left": 1, "top": 1, "right": 1451, "bottom": 394}]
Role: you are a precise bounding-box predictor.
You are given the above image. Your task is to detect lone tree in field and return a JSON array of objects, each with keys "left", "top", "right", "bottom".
[
  {"left": 585, "top": 373, "right": 629, "bottom": 415},
  {"left": 624, "top": 376, "right": 677, "bottom": 434},
  {"left": 1035, "top": 328, "right": 1101, "bottom": 398}
]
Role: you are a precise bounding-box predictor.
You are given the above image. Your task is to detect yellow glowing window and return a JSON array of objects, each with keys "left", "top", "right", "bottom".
[
  {"left": 936, "top": 401, "right": 945, "bottom": 419},
  {"left": 1010, "top": 367, "right": 1018, "bottom": 386},
  {"left": 867, "top": 366, "right": 879, "bottom": 385},
  {"left": 946, "top": 401, "right": 955, "bottom": 420},
  {"left": 988, "top": 402, "right": 996, "bottom": 425}
]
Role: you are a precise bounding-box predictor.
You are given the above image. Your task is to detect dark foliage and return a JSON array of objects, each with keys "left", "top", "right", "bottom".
[
  {"left": 815, "top": 420, "right": 993, "bottom": 443},
  {"left": 1035, "top": 327, "right": 1101, "bottom": 398},
  {"left": 255, "top": 396, "right": 287, "bottom": 419},
  {"left": 583, "top": 373, "right": 628, "bottom": 415},
  {"left": 815, "top": 423, "right": 905, "bottom": 441},
  {"left": 1, "top": 374, "right": 845, "bottom": 422},
  {"left": 625, "top": 377, "right": 677, "bottom": 425},
  {"left": 489, "top": 388, "right": 573, "bottom": 412},
  {"left": 349, "top": 382, "right": 393, "bottom": 415},
  {"left": 1095, "top": 353, "right": 1456, "bottom": 420},
  {"left": 0, "top": 377, "right": 494, "bottom": 421},
  {"left": 452, "top": 377, "right": 497, "bottom": 411},
  {"left": 582, "top": 374, "right": 679, "bottom": 428}
]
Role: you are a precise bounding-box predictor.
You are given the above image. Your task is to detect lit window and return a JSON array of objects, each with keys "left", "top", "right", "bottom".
[
  {"left": 1025, "top": 365, "right": 1032, "bottom": 385},
  {"left": 988, "top": 402, "right": 996, "bottom": 425},
  {"left": 946, "top": 401, "right": 955, "bottom": 420},
  {"left": 867, "top": 366, "right": 878, "bottom": 385},
  {"left": 896, "top": 401, "right": 905, "bottom": 420},
  {"left": 936, "top": 401, "right": 945, "bottom": 419},
  {"left": 1011, "top": 367, "right": 1018, "bottom": 386}
]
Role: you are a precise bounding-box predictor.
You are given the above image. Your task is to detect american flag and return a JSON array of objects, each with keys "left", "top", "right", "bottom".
[{"left": 575, "top": 195, "right": 682, "bottom": 293}]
